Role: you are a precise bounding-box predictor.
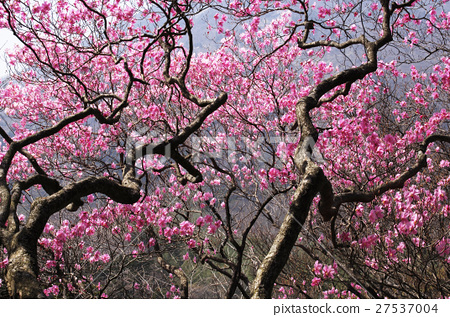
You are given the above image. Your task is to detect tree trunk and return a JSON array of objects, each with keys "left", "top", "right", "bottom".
[
  {"left": 251, "top": 164, "right": 323, "bottom": 298},
  {"left": 5, "top": 230, "right": 42, "bottom": 298}
]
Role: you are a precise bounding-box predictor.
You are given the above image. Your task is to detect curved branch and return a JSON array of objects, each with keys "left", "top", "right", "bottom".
[
  {"left": 135, "top": 92, "right": 228, "bottom": 183},
  {"left": 334, "top": 134, "right": 450, "bottom": 208},
  {"left": 25, "top": 172, "right": 140, "bottom": 241},
  {"left": 298, "top": 2, "right": 394, "bottom": 106},
  {"left": 0, "top": 174, "right": 83, "bottom": 228}
]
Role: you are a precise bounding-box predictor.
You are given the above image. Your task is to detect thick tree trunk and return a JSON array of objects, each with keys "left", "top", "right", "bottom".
[
  {"left": 251, "top": 164, "right": 323, "bottom": 298},
  {"left": 5, "top": 230, "right": 42, "bottom": 298}
]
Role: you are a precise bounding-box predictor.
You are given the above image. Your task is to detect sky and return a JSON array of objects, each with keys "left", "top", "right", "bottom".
[{"left": 0, "top": 29, "right": 21, "bottom": 78}]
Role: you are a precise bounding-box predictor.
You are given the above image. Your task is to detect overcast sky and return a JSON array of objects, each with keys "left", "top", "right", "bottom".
[{"left": 0, "top": 29, "right": 21, "bottom": 78}]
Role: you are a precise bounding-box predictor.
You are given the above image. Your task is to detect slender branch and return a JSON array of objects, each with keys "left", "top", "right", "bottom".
[
  {"left": 334, "top": 134, "right": 450, "bottom": 208},
  {"left": 147, "top": 226, "right": 189, "bottom": 299}
]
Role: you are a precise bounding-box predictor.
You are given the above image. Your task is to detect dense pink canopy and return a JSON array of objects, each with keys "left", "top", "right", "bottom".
[{"left": 0, "top": 0, "right": 449, "bottom": 299}]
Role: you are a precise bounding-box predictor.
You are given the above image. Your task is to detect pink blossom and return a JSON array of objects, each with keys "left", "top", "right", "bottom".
[
  {"left": 365, "top": 258, "right": 379, "bottom": 270},
  {"left": 100, "top": 254, "right": 111, "bottom": 263},
  {"left": 436, "top": 238, "right": 450, "bottom": 256},
  {"left": 313, "top": 261, "right": 323, "bottom": 275},
  {"left": 322, "top": 265, "right": 336, "bottom": 279},
  {"left": 55, "top": 231, "right": 66, "bottom": 242},
  {"left": 164, "top": 227, "right": 173, "bottom": 240},
  {"left": 355, "top": 204, "right": 364, "bottom": 217},
  {"left": 45, "top": 260, "right": 57, "bottom": 269},
  {"left": 204, "top": 215, "right": 213, "bottom": 224},
  {"left": 85, "top": 226, "right": 95, "bottom": 236},
  {"left": 179, "top": 221, "right": 195, "bottom": 236},
  {"left": 268, "top": 168, "right": 280, "bottom": 182},
  {"left": 368, "top": 206, "right": 384, "bottom": 223},
  {"left": 397, "top": 242, "right": 406, "bottom": 253},
  {"left": 207, "top": 224, "right": 218, "bottom": 234},
  {"left": 44, "top": 284, "right": 59, "bottom": 297},
  {"left": 87, "top": 194, "right": 95, "bottom": 203},
  {"left": 39, "top": 238, "right": 51, "bottom": 248},
  {"left": 311, "top": 277, "right": 322, "bottom": 287},
  {"left": 387, "top": 249, "right": 398, "bottom": 262},
  {"left": 187, "top": 239, "right": 197, "bottom": 249},
  {"left": 196, "top": 216, "right": 205, "bottom": 227},
  {"left": 44, "top": 223, "right": 54, "bottom": 234},
  {"left": 89, "top": 251, "right": 100, "bottom": 263},
  {"left": 384, "top": 134, "right": 396, "bottom": 145}
]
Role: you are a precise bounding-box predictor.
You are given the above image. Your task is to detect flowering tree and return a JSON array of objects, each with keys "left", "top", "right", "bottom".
[{"left": 0, "top": 0, "right": 449, "bottom": 299}]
